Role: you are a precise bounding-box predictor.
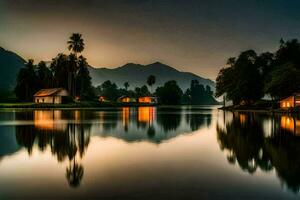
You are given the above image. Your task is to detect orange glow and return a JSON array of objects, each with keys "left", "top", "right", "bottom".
[
  {"left": 139, "top": 97, "right": 151, "bottom": 103},
  {"left": 138, "top": 97, "right": 157, "bottom": 104},
  {"left": 280, "top": 96, "right": 295, "bottom": 108},
  {"left": 122, "top": 107, "right": 130, "bottom": 127},
  {"left": 138, "top": 107, "right": 155, "bottom": 124},
  {"left": 121, "top": 97, "right": 131, "bottom": 103},
  {"left": 281, "top": 116, "right": 300, "bottom": 135},
  {"left": 99, "top": 96, "right": 105, "bottom": 102},
  {"left": 34, "top": 110, "right": 66, "bottom": 131},
  {"left": 239, "top": 114, "right": 246, "bottom": 124}
]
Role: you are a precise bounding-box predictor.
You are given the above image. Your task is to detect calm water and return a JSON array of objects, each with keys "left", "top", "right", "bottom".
[{"left": 0, "top": 106, "right": 300, "bottom": 199}]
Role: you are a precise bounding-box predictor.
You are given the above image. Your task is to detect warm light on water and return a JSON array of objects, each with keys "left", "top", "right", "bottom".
[{"left": 0, "top": 107, "right": 300, "bottom": 199}]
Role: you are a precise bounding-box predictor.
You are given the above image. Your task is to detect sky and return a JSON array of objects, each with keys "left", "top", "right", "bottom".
[{"left": 1, "top": 0, "right": 300, "bottom": 79}]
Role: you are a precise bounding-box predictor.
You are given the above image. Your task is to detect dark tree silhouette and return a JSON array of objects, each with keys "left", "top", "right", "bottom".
[{"left": 147, "top": 75, "right": 156, "bottom": 93}]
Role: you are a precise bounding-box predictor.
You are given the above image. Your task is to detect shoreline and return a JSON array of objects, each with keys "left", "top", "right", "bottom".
[{"left": 219, "top": 106, "right": 300, "bottom": 114}]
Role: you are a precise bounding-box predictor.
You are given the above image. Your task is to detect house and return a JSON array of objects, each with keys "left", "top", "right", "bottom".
[
  {"left": 99, "top": 96, "right": 107, "bottom": 102},
  {"left": 138, "top": 96, "right": 158, "bottom": 104},
  {"left": 118, "top": 95, "right": 137, "bottom": 103},
  {"left": 280, "top": 93, "right": 300, "bottom": 109},
  {"left": 34, "top": 88, "right": 69, "bottom": 104}
]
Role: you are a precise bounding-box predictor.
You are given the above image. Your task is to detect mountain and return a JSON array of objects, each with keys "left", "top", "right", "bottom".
[
  {"left": 0, "top": 47, "right": 25, "bottom": 90},
  {"left": 89, "top": 62, "right": 215, "bottom": 91}
]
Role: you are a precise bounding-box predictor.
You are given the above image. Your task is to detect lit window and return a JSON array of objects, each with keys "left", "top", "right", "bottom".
[
  {"left": 283, "top": 102, "right": 286, "bottom": 107},
  {"left": 287, "top": 102, "right": 290, "bottom": 107}
]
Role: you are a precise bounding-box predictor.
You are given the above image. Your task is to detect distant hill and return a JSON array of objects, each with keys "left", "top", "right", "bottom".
[
  {"left": 89, "top": 62, "right": 215, "bottom": 91},
  {"left": 0, "top": 47, "right": 25, "bottom": 90},
  {"left": 0, "top": 47, "right": 215, "bottom": 93}
]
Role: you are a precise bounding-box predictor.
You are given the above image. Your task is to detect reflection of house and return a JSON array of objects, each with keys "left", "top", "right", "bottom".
[
  {"left": 34, "top": 88, "right": 69, "bottom": 104},
  {"left": 281, "top": 116, "right": 300, "bottom": 135},
  {"left": 118, "top": 96, "right": 137, "bottom": 103},
  {"left": 34, "top": 110, "right": 67, "bottom": 131},
  {"left": 138, "top": 96, "right": 158, "bottom": 104},
  {"left": 138, "top": 107, "right": 155, "bottom": 124},
  {"left": 280, "top": 93, "right": 300, "bottom": 109}
]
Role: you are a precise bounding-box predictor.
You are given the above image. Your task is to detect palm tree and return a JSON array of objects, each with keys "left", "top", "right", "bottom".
[
  {"left": 67, "top": 33, "right": 85, "bottom": 96},
  {"left": 67, "top": 33, "right": 85, "bottom": 56},
  {"left": 147, "top": 75, "right": 156, "bottom": 94},
  {"left": 124, "top": 82, "right": 129, "bottom": 91}
]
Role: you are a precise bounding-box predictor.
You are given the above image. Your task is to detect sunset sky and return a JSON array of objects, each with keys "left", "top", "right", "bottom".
[{"left": 1, "top": 0, "right": 300, "bottom": 79}]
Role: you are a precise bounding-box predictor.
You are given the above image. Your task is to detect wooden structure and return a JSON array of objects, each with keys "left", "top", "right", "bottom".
[
  {"left": 118, "top": 95, "right": 137, "bottom": 103},
  {"left": 34, "top": 88, "right": 69, "bottom": 104},
  {"left": 280, "top": 93, "right": 300, "bottom": 109},
  {"left": 138, "top": 96, "right": 158, "bottom": 104}
]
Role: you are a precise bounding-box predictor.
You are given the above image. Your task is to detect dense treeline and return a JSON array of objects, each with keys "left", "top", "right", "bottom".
[
  {"left": 216, "top": 39, "right": 300, "bottom": 105},
  {"left": 15, "top": 33, "right": 94, "bottom": 101},
  {"left": 95, "top": 77, "right": 217, "bottom": 105}
]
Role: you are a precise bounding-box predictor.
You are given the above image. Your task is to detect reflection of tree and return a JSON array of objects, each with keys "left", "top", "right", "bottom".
[
  {"left": 265, "top": 131, "right": 300, "bottom": 193},
  {"left": 217, "top": 112, "right": 300, "bottom": 193},
  {"left": 101, "top": 112, "right": 118, "bottom": 131},
  {"left": 66, "top": 159, "right": 84, "bottom": 188},
  {"left": 157, "top": 113, "right": 181, "bottom": 132},
  {"left": 217, "top": 113, "right": 271, "bottom": 173},
  {"left": 15, "top": 110, "right": 91, "bottom": 188},
  {"left": 185, "top": 113, "right": 212, "bottom": 131},
  {"left": 147, "top": 126, "right": 155, "bottom": 138}
]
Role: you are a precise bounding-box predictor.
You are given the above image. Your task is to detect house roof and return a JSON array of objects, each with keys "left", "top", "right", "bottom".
[
  {"left": 34, "top": 88, "right": 66, "bottom": 97},
  {"left": 280, "top": 93, "right": 300, "bottom": 101}
]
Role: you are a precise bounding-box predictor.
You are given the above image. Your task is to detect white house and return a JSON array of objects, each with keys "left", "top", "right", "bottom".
[{"left": 34, "top": 88, "right": 69, "bottom": 104}]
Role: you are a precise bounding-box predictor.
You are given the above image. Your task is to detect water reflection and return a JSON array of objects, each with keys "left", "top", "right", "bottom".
[
  {"left": 217, "top": 111, "right": 300, "bottom": 193},
  {"left": 0, "top": 107, "right": 212, "bottom": 189}
]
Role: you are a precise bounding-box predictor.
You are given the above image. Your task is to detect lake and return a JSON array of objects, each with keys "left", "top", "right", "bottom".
[{"left": 0, "top": 106, "right": 300, "bottom": 199}]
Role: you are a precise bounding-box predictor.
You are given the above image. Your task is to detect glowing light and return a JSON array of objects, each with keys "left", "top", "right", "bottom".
[{"left": 138, "top": 107, "right": 155, "bottom": 124}]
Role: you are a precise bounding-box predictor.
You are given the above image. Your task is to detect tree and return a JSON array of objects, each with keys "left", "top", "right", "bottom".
[
  {"left": 264, "top": 63, "right": 300, "bottom": 100},
  {"left": 156, "top": 80, "right": 183, "bottom": 104},
  {"left": 15, "top": 59, "right": 38, "bottom": 101},
  {"left": 51, "top": 53, "right": 69, "bottom": 89},
  {"left": 124, "top": 82, "right": 129, "bottom": 91},
  {"left": 147, "top": 75, "right": 156, "bottom": 93},
  {"left": 67, "top": 33, "right": 85, "bottom": 97},
  {"left": 215, "top": 50, "right": 263, "bottom": 105},
  {"left": 76, "top": 56, "right": 94, "bottom": 100},
  {"left": 36, "top": 61, "right": 53, "bottom": 89},
  {"left": 67, "top": 33, "right": 85, "bottom": 56},
  {"left": 100, "top": 80, "right": 119, "bottom": 101}
]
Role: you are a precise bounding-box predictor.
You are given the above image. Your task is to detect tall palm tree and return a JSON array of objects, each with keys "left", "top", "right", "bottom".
[
  {"left": 147, "top": 75, "right": 156, "bottom": 94},
  {"left": 67, "top": 33, "right": 85, "bottom": 96},
  {"left": 67, "top": 33, "right": 85, "bottom": 56},
  {"left": 124, "top": 82, "right": 129, "bottom": 91}
]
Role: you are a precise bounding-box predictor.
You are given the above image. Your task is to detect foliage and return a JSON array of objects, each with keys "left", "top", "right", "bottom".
[
  {"left": 123, "top": 82, "right": 129, "bottom": 90},
  {"left": 147, "top": 75, "right": 156, "bottom": 93},
  {"left": 156, "top": 80, "right": 183, "bottom": 104},
  {"left": 264, "top": 63, "right": 300, "bottom": 100},
  {"left": 185, "top": 80, "right": 217, "bottom": 104},
  {"left": 15, "top": 59, "right": 39, "bottom": 101},
  {"left": 15, "top": 33, "right": 94, "bottom": 101},
  {"left": 67, "top": 33, "right": 85, "bottom": 54}
]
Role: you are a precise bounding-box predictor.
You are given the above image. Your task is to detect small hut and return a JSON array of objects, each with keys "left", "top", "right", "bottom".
[
  {"left": 280, "top": 93, "right": 300, "bottom": 109},
  {"left": 34, "top": 88, "right": 69, "bottom": 104},
  {"left": 118, "top": 95, "right": 137, "bottom": 103},
  {"left": 138, "top": 96, "right": 158, "bottom": 104}
]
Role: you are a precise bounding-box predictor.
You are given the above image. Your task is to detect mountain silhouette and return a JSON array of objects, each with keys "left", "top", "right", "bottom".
[
  {"left": 0, "top": 47, "right": 25, "bottom": 90},
  {"left": 89, "top": 62, "right": 215, "bottom": 91},
  {"left": 0, "top": 47, "right": 215, "bottom": 92}
]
